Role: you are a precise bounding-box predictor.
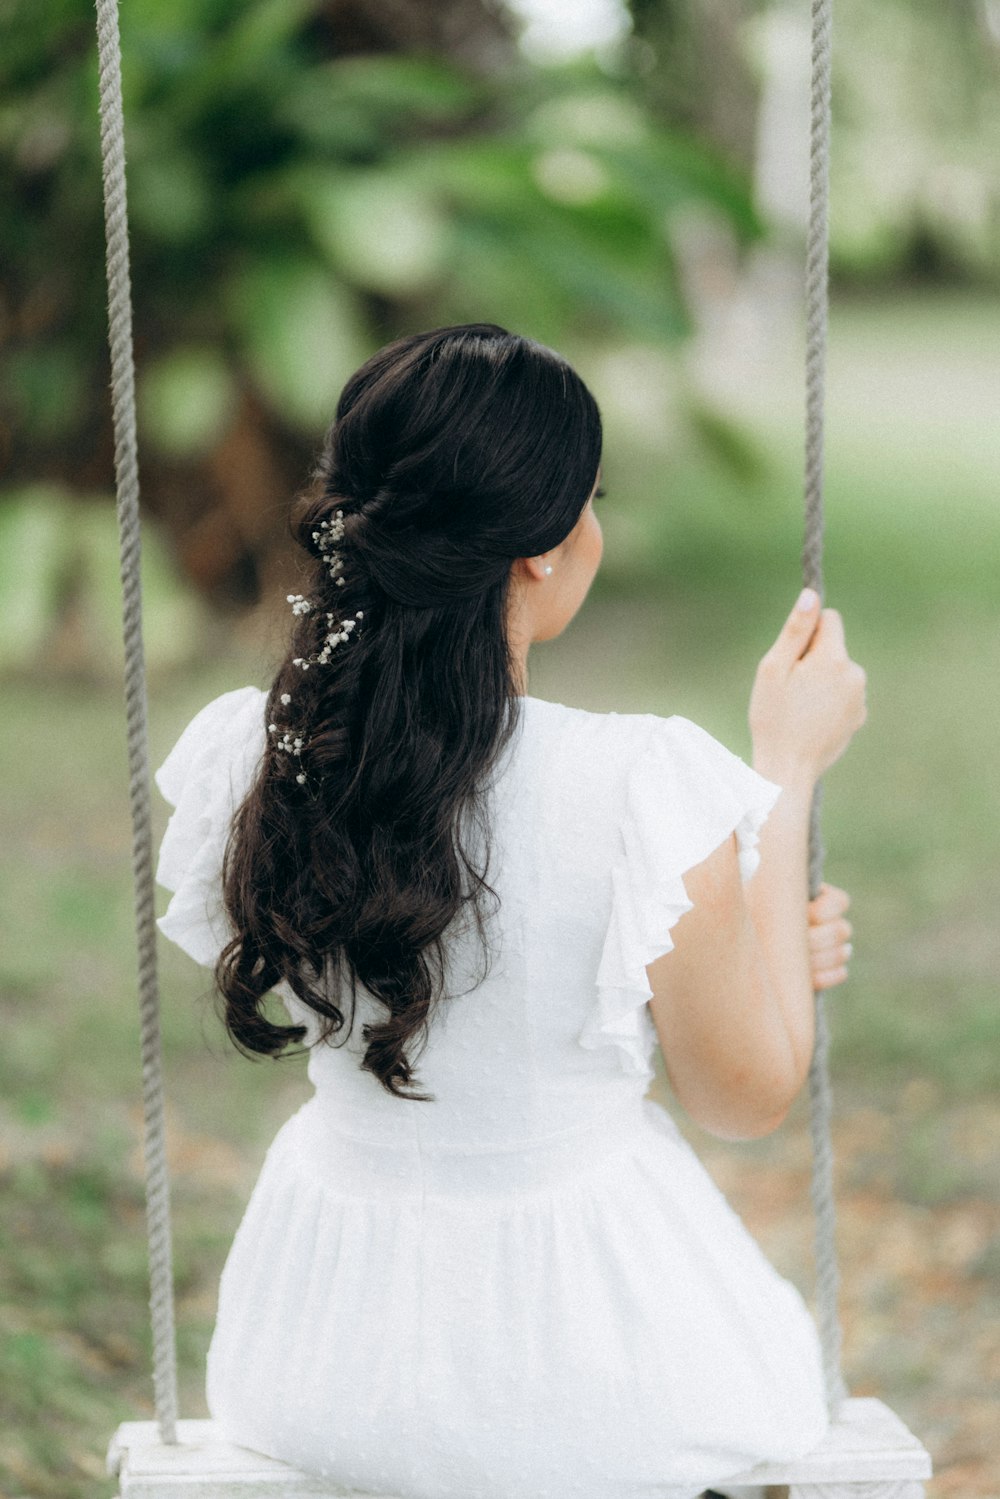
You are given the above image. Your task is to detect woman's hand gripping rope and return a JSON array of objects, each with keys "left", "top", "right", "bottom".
[{"left": 807, "top": 881, "right": 853, "bottom": 991}]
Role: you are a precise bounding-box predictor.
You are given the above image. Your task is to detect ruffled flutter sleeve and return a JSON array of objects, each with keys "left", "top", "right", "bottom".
[
  {"left": 577, "top": 714, "right": 783, "bottom": 1080},
  {"left": 154, "top": 685, "right": 268, "bottom": 968}
]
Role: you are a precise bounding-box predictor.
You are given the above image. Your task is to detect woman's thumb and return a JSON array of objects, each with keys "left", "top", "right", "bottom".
[{"left": 775, "top": 587, "right": 821, "bottom": 659}]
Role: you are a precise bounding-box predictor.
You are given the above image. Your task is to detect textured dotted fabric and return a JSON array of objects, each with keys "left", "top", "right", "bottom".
[{"left": 154, "top": 687, "right": 829, "bottom": 1499}]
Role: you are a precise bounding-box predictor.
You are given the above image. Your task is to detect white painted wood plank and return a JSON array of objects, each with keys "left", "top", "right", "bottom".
[
  {"left": 786, "top": 1484, "right": 926, "bottom": 1498},
  {"left": 108, "top": 1398, "right": 931, "bottom": 1497},
  {"left": 107, "top": 1420, "right": 393, "bottom": 1497},
  {"left": 733, "top": 1400, "right": 931, "bottom": 1485}
]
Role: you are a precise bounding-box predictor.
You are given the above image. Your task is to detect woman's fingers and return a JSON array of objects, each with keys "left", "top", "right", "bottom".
[
  {"left": 808, "top": 881, "right": 850, "bottom": 922},
  {"left": 808, "top": 917, "right": 852, "bottom": 952},
  {"left": 810, "top": 940, "right": 852, "bottom": 984},
  {"left": 808, "top": 884, "right": 854, "bottom": 991}
]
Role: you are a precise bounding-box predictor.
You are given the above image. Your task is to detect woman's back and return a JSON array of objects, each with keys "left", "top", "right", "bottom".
[{"left": 155, "top": 682, "right": 829, "bottom": 1499}]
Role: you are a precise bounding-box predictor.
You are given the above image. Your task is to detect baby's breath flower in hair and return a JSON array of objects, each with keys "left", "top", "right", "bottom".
[
  {"left": 269, "top": 720, "right": 310, "bottom": 786},
  {"left": 274, "top": 507, "right": 366, "bottom": 784},
  {"left": 312, "top": 510, "right": 347, "bottom": 586},
  {"left": 316, "top": 610, "right": 364, "bottom": 666}
]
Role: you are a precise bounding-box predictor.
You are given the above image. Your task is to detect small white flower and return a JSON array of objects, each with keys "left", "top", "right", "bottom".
[
  {"left": 280, "top": 693, "right": 291, "bottom": 705},
  {"left": 296, "top": 772, "right": 306, "bottom": 784}
]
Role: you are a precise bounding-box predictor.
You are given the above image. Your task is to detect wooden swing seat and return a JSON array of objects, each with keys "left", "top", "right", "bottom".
[{"left": 108, "top": 1396, "right": 931, "bottom": 1498}]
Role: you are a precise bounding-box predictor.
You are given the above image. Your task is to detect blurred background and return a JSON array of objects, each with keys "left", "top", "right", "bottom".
[{"left": 1, "top": 0, "right": 998, "bottom": 1494}]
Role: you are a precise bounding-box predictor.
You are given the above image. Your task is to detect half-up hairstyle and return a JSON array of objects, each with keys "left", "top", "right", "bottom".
[{"left": 215, "top": 324, "right": 602, "bottom": 1100}]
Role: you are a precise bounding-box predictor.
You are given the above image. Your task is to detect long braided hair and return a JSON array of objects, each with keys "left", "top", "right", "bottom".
[{"left": 215, "top": 324, "right": 603, "bottom": 1100}]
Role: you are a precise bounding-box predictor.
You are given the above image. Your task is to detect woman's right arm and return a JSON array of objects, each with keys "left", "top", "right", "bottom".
[{"left": 646, "top": 830, "right": 805, "bottom": 1141}]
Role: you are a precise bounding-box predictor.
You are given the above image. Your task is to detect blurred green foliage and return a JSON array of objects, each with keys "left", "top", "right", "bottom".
[
  {"left": 4, "top": 0, "right": 999, "bottom": 677},
  {"left": 0, "top": 0, "right": 757, "bottom": 463},
  {"left": 626, "top": 0, "right": 1000, "bottom": 284},
  {"left": 0, "top": 0, "right": 769, "bottom": 660},
  {"left": 824, "top": 0, "right": 1000, "bottom": 282}
]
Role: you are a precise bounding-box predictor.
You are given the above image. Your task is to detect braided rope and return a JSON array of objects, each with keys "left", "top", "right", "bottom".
[
  {"left": 95, "top": 0, "right": 179, "bottom": 1443},
  {"left": 802, "top": 0, "right": 848, "bottom": 1414}
]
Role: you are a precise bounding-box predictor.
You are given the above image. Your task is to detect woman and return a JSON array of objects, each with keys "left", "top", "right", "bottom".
[{"left": 155, "top": 323, "right": 865, "bottom": 1499}]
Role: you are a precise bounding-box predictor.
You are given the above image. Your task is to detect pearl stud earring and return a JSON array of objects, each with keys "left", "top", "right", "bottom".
[{"left": 543, "top": 564, "right": 553, "bottom": 576}]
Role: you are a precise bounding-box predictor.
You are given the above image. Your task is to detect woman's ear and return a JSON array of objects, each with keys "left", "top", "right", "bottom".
[{"left": 513, "top": 553, "right": 551, "bottom": 586}]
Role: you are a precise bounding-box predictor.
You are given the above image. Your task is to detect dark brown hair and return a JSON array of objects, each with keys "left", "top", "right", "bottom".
[{"left": 215, "top": 323, "right": 602, "bottom": 1099}]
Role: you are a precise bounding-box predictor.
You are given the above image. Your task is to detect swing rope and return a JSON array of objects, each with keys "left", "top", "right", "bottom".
[
  {"left": 94, "top": 0, "right": 844, "bottom": 1447},
  {"left": 802, "top": 0, "right": 848, "bottom": 1414},
  {"left": 95, "top": 0, "right": 179, "bottom": 1444}
]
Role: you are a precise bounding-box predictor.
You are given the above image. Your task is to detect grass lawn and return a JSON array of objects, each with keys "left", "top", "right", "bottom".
[{"left": 1, "top": 289, "right": 997, "bottom": 1498}]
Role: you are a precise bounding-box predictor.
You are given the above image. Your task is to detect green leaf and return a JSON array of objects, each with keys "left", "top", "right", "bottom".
[
  {"left": 443, "top": 220, "right": 575, "bottom": 345},
  {"left": 221, "top": 0, "right": 316, "bottom": 72},
  {"left": 412, "top": 140, "right": 541, "bottom": 217},
  {"left": 515, "top": 207, "right": 689, "bottom": 340},
  {"left": 320, "top": 55, "right": 482, "bottom": 125},
  {"left": 139, "top": 348, "right": 238, "bottom": 458},
  {"left": 524, "top": 90, "right": 651, "bottom": 151},
  {"left": 299, "top": 170, "right": 450, "bottom": 297},
  {"left": 684, "top": 396, "right": 772, "bottom": 484},
  {"left": 3, "top": 345, "right": 88, "bottom": 442},
  {"left": 229, "top": 256, "right": 369, "bottom": 432},
  {"left": 125, "top": 144, "right": 212, "bottom": 244},
  {"left": 0, "top": 487, "right": 77, "bottom": 670},
  {"left": 614, "top": 134, "right": 763, "bottom": 243},
  {"left": 277, "top": 55, "right": 481, "bottom": 155}
]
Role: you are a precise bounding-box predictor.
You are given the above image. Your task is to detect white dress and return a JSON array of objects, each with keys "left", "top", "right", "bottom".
[{"left": 154, "top": 686, "right": 829, "bottom": 1499}]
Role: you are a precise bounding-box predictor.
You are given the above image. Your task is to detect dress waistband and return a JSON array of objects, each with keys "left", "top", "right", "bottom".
[{"left": 282, "top": 1093, "right": 658, "bottom": 1202}]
